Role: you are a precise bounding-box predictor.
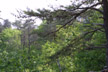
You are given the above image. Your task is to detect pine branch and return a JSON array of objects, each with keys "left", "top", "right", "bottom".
[{"left": 44, "top": 2, "right": 103, "bottom": 37}]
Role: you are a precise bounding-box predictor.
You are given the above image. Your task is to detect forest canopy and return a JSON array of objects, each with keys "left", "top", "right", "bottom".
[{"left": 0, "top": 0, "right": 108, "bottom": 72}]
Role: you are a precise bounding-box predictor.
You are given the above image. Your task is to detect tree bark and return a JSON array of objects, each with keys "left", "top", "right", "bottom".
[{"left": 102, "top": 0, "right": 108, "bottom": 67}]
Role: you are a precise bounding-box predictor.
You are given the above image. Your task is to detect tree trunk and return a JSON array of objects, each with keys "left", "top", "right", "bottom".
[
  {"left": 102, "top": 0, "right": 108, "bottom": 67},
  {"left": 57, "top": 59, "right": 62, "bottom": 72}
]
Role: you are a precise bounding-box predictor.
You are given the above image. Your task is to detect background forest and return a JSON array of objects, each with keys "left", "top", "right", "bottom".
[{"left": 0, "top": 0, "right": 107, "bottom": 72}]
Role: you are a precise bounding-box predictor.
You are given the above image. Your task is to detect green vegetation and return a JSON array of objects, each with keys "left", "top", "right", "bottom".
[{"left": 0, "top": 0, "right": 108, "bottom": 72}]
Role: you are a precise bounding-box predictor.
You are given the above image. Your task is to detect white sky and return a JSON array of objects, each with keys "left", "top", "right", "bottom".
[{"left": 0, "top": 0, "right": 71, "bottom": 25}]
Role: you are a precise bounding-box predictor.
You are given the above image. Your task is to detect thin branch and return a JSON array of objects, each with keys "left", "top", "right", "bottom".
[
  {"left": 78, "top": 7, "right": 103, "bottom": 14},
  {"left": 45, "top": 2, "right": 103, "bottom": 37},
  {"left": 85, "top": 45, "right": 106, "bottom": 50},
  {"left": 84, "top": 27, "right": 103, "bottom": 36},
  {"left": 57, "top": 59, "right": 62, "bottom": 72},
  {"left": 49, "top": 28, "right": 102, "bottom": 59},
  {"left": 92, "top": 23, "right": 104, "bottom": 26},
  {"left": 69, "top": 2, "right": 102, "bottom": 14}
]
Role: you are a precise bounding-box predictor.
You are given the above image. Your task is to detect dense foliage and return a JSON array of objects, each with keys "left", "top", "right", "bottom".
[{"left": 0, "top": 0, "right": 108, "bottom": 72}]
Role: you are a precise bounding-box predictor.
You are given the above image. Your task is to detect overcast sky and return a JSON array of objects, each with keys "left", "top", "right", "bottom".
[{"left": 0, "top": 0, "right": 71, "bottom": 25}]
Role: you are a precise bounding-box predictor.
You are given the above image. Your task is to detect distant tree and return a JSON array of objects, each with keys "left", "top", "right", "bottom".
[
  {"left": 3, "top": 19, "right": 11, "bottom": 28},
  {"left": 0, "top": 22, "right": 3, "bottom": 32}
]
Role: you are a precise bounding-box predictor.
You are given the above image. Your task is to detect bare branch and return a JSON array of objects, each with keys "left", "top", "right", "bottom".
[
  {"left": 85, "top": 46, "right": 106, "bottom": 50},
  {"left": 92, "top": 23, "right": 104, "bottom": 26},
  {"left": 69, "top": 2, "right": 103, "bottom": 14},
  {"left": 78, "top": 7, "right": 103, "bottom": 14}
]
